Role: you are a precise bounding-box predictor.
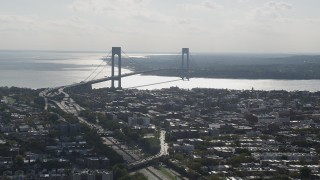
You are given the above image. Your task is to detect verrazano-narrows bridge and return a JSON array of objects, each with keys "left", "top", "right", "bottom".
[{"left": 71, "top": 47, "right": 193, "bottom": 89}]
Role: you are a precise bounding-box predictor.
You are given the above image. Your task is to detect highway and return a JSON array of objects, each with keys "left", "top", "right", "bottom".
[
  {"left": 137, "top": 166, "right": 171, "bottom": 180},
  {"left": 40, "top": 87, "right": 140, "bottom": 161},
  {"left": 127, "top": 130, "right": 168, "bottom": 169}
]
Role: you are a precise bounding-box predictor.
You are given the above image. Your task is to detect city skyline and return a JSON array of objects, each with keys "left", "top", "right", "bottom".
[{"left": 0, "top": 0, "right": 320, "bottom": 53}]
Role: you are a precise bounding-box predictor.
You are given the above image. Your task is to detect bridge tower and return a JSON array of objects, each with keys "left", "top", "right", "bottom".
[
  {"left": 181, "top": 48, "right": 190, "bottom": 80},
  {"left": 111, "top": 47, "right": 122, "bottom": 89}
]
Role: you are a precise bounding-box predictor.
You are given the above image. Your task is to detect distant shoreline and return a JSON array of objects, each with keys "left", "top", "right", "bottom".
[
  {"left": 124, "top": 66, "right": 320, "bottom": 81},
  {"left": 119, "top": 53, "right": 320, "bottom": 80}
]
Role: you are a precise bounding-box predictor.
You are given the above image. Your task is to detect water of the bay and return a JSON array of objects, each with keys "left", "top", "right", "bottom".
[{"left": 1, "top": 50, "right": 320, "bottom": 91}]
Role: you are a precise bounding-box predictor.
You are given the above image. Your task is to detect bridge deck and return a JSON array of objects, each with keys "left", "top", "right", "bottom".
[{"left": 73, "top": 68, "right": 183, "bottom": 87}]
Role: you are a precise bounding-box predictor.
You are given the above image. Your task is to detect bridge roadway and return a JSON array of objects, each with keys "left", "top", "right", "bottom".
[{"left": 61, "top": 68, "right": 181, "bottom": 88}]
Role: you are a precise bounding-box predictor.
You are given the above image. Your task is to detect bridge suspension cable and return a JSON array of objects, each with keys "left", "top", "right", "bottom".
[
  {"left": 189, "top": 52, "right": 200, "bottom": 70},
  {"left": 120, "top": 52, "right": 138, "bottom": 68},
  {"left": 82, "top": 51, "right": 111, "bottom": 82},
  {"left": 175, "top": 50, "right": 186, "bottom": 78},
  {"left": 121, "top": 50, "right": 185, "bottom": 80},
  {"left": 119, "top": 51, "right": 184, "bottom": 88},
  {"left": 90, "top": 58, "right": 112, "bottom": 81},
  {"left": 121, "top": 50, "right": 150, "bottom": 70}
]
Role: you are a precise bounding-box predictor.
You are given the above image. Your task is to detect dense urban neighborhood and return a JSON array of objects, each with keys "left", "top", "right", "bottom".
[{"left": 1, "top": 86, "right": 320, "bottom": 179}]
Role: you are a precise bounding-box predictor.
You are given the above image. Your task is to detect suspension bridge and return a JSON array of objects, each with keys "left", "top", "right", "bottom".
[{"left": 72, "top": 47, "right": 193, "bottom": 89}]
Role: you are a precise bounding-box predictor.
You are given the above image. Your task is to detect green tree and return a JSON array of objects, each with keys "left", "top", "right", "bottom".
[
  {"left": 80, "top": 110, "right": 96, "bottom": 123},
  {"left": 174, "top": 153, "right": 184, "bottom": 161},
  {"left": 188, "top": 161, "right": 202, "bottom": 172},
  {"left": 210, "top": 174, "right": 222, "bottom": 180},
  {"left": 272, "top": 174, "right": 290, "bottom": 180},
  {"left": 15, "top": 155, "right": 24, "bottom": 167},
  {"left": 300, "top": 166, "right": 311, "bottom": 179},
  {"left": 119, "top": 172, "right": 147, "bottom": 180},
  {"left": 47, "top": 113, "right": 59, "bottom": 122},
  {"left": 112, "top": 164, "right": 128, "bottom": 179},
  {"left": 0, "top": 144, "right": 10, "bottom": 156},
  {"left": 142, "top": 138, "right": 160, "bottom": 155},
  {"left": 227, "top": 154, "right": 253, "bottom": 167},
  {"left": 245, "top": 113, "right": 258, "bottom": 125}
]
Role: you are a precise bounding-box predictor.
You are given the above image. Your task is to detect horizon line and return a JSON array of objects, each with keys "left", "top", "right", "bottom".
[{"left": 0, "top": 49, "right": 320, "bottom": 55}]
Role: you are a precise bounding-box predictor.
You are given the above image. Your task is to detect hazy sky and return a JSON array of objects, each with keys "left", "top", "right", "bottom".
[{"left": 0, "top": 0, "right": 319, "bottom": 53}]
